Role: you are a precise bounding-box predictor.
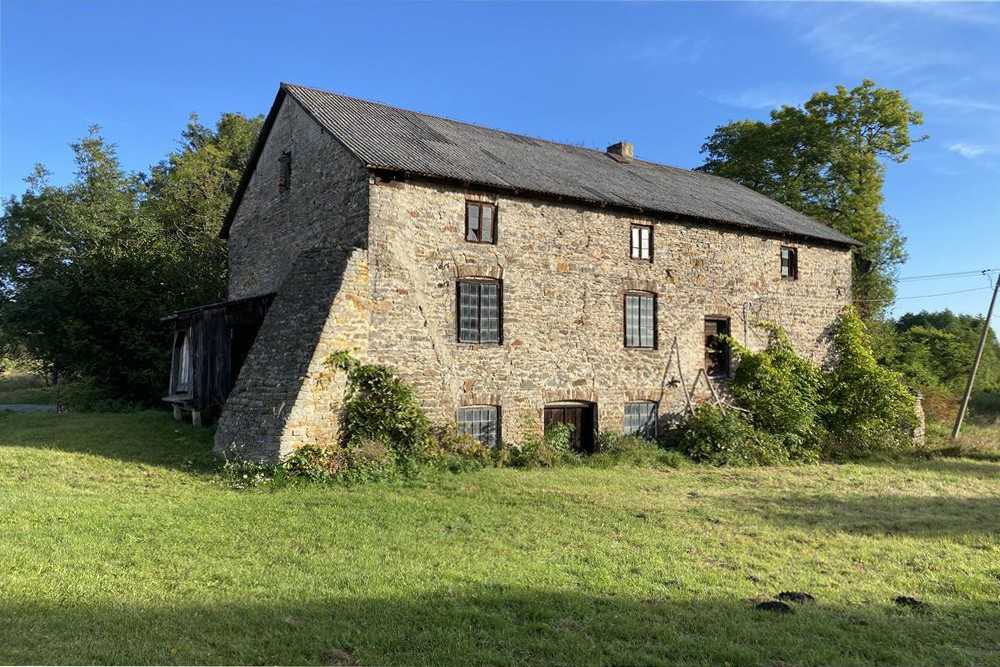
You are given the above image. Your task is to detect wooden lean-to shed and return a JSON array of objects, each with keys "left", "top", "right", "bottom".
[{"left": 162, "top": 293, "right": 273, "bottom": 425}]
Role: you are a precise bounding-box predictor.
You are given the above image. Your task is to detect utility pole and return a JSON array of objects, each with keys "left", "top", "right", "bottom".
[{"left": 952, "top": 273, "right": 1000, "bottom": 440}]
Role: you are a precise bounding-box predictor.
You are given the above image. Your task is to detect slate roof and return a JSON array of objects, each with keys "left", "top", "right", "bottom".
[{"left": 221, "top": 83, "right": 859, "bottom": 247}]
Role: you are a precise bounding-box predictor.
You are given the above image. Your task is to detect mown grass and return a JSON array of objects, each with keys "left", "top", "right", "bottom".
[{"left": 1, "top": 411, "right": 998, "bottom": 666}]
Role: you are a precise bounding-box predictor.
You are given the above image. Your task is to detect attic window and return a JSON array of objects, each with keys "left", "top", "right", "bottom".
[
  {"left": 780, "top": 246, "right": 798, "bottom": 280},
  {"left": 630, "top": 224, "right": 653, "bottom": 261},
  {"left": 278, "top": 151, "right": 292, "bottom": 193},
  {"left": 465, "top": 202, "right": 497, "bottom": 244}
]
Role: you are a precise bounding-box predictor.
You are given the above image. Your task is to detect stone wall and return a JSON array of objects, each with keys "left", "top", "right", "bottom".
[
  {"left": 218, "top": 109, "right": 853, "bottom": 460},
  {"left": 214, "top": 246, "right": 370, "bottom": 461},
  {"left": 367, "top": 179, "right": 853, "bottom": 443},
  {"left": 214, "top": 94, "right": 370, "bottom": 460},
  {"left": 226, "top": 95, "right": 368, "bottom": 300}
]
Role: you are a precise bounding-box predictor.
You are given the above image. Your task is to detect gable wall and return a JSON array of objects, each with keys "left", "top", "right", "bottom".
[
  {"left": 366, "top": 178, "right": 852, "bottom": 442},
  {"left": 214, "top": 95, "right": 371, "bottom": 461},
  {"left": 226, "top": 95, "right": 369, "bottom": 300}
]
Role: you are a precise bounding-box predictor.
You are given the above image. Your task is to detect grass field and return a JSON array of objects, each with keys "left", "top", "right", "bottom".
[
  {"left": 1, "top": 411, "right": 998, "bottom": 666},
  {"left": 0, "top": 369, "right": 56, "bottom": 404}
]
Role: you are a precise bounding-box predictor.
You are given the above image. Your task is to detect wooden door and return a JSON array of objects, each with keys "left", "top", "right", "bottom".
[{"left": 544, "top": 404, "right": 595, "bottom": 453}]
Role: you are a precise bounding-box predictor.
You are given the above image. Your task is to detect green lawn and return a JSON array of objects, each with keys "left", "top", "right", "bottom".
[{"left": 1, "top": 412, "right": 998, "bottom": 666}]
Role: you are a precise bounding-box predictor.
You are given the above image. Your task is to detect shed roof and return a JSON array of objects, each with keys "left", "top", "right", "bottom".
[{"left": 221, "top": 83, "right": 858, "bottom": 247}]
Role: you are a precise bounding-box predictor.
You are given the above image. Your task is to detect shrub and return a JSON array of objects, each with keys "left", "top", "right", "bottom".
[
  {"left": 727, "top": 324, "right": 825, "bottom": 463},
  {"left": 427, "top": 424, "right": 493, "bottom": 473},
  {"left": 970, "top": 390, "right": 1000, "bottom": 424},
  {"left": 676, "top": 405, "right": 790, "bottom": 466},
  {"left": 328, "top": 351, "right": 432, "bottom": 459},
  {"left": 281, "top": 444, "right": 345, "bottom": 482},
  {"left": 56, "top": 378, "right": 142, "bottom": 412},
  {"left": 823, "top": 308, "right": 917, "bottom": 458},
  {"left": 504, "top": 423, "right": 577, "bottom": 468}
]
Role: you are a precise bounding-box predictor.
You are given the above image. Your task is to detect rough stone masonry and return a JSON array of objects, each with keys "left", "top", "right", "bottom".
[{"left": 213, "top": 87, "right": 854, "bottom": 462}]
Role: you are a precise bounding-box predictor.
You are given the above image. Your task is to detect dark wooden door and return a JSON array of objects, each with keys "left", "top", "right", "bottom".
[{"left": 544, "top": 405, "right": 595, "bottom": 453}]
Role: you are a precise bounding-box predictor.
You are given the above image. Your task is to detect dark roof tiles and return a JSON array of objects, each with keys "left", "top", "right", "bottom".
[{"left": 227, "top": 82, "right": 859, "bottom": 247}]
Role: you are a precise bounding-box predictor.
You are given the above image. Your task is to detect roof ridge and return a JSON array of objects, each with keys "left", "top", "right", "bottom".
[{"left": 281, "top": 81, "right": 665, "bottom": 165}]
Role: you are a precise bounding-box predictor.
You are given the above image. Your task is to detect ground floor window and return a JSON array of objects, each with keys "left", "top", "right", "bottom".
[
  {"left": 457, "top": 405, "right": 499, "bottom": 447},
  {"left": 624, "top": 401, "right": 657, "bottom": 439}
]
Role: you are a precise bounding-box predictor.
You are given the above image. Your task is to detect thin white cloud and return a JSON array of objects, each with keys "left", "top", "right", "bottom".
[
  {"left": 946, "top": 142, "right": 997, "bottom": 158},
  {"left": 891, "top": 2, "right": 1000, "bottom": 28},
  {"left": 747, "top": 3, "right": 968, "bottom": 76},
  {"left": 913, "top": 92, "right": 1000, "bottom": 114},
  {"left": 628, "top": 36, "right": 709, "bottom": 67},
  {"left": 704, "top": 84, "right": 812, "bottom": 110}
]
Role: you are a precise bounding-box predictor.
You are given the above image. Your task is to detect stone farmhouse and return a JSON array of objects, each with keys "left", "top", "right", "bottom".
[{"left": 163, "top": 83, "right": 858, "bottom": 462}]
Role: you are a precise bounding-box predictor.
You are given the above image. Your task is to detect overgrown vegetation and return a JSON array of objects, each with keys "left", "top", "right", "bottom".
[
  {"left": 671, "top": 308, "right": 918, "bottom": 465},
  {"left": 228, "top": 353, "right": 675, "bottom": 488}
]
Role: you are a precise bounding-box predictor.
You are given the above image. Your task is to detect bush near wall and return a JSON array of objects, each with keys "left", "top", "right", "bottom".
[{"left": 671, "top": 307, "right": 918, "bottom": 465}]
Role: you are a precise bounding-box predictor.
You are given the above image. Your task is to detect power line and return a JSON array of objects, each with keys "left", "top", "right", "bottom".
[
  {"left": 898, "top": 268, "right": 999, "bottom": 282},
  {"left": 853, "top": 285, "right": 992, "bottom": 304}
]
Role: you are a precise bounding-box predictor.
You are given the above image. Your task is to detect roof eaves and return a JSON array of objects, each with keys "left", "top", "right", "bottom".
[{"left": 367, "top": 166, "right": 859, "bottom": 250}]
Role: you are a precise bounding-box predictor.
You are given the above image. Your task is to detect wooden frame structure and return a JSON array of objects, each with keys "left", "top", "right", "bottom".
[{"left": 162, "top": 293, "right": 274, "bottom": 425}]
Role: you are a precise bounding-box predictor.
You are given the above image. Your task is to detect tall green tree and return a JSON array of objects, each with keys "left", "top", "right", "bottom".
[
  {"left": 698, "top": 80, "right": 925, "bottom": 318},
  {"left": 0, "top": 113, "right": 261, "bottom": 401}
]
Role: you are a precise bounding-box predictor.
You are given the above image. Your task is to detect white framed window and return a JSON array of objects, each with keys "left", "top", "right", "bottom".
[
  {"left": 457, "top": 405, "right": 499, "bottom": 447},
  {"left": 624, "top": 401, "right": 657, "bottom": 439},
  {"left": 780, "top": 246, "right": 798, "bottom": 280},
  {"left": 630, "top": 224, "right": 652, "bottom": 261},
  {"left": 624, "top": 292, "right": 656, "bottom": 349}
]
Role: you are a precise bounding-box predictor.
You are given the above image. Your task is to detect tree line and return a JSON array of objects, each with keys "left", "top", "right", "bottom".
[{"left": 0, "top": 114, "right": 262, "bottom": 401}]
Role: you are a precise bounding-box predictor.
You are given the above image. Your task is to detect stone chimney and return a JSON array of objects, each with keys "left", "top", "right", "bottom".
[{"left": 606, "top": 141, "right": 634, "bottom": 163}]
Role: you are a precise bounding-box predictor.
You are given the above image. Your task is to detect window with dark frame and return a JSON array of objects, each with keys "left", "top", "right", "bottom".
[
  {"left": 456, "top": 405, "right": 499, "bottom": 447},
  {"left": 630, "top": 224, "right": 653, "bottom": 261},
  {"left": 278, "top": 151, "right": 292, "bottom": 193},
  {"left": 465, "top": 202, "right": 497, "bottom": 244},
  {"left": 457, "top": 279, "right": 502, "bottom": 344},
  {"left": 624, "top": 401, "right": 657, "bottom": 439},
  {"left": 780, "top": 246, "right": 798, "bottom": 280},
  {"left": 624, "top": 292, "right": 656, "bottom": 349},
  {"left": 705, "top": 317, "right": 731, "bottom": 377}
]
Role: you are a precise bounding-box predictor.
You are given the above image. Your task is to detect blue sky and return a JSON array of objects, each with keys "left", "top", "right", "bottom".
[{"left": 2, "top": 1, "right": 998, "bottom": 326}]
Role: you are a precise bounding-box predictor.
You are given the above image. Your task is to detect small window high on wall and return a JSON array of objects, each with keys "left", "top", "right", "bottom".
[
  {"left": 466, "top": 202, "right": 497, "bottom": 244},
  {"left": 630, "top": 224, "right": 652, "bottom": 261},
  {"left": 781, "top": 246, "right": 798, "bottom": 280},
  {"left": 278, "top": 151, "right": 292, "bottom": 193}
]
